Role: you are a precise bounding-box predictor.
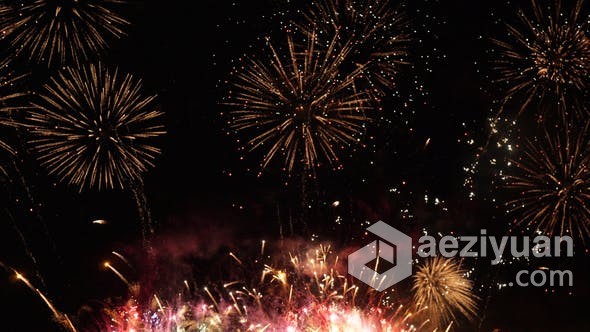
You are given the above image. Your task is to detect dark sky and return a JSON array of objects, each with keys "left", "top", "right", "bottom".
[{"left": 0, "top": 1, "right": 588, "bottom": 331}]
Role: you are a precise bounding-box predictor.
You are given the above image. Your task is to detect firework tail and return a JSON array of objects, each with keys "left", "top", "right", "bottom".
[
  {"left": 11, "top": 101, "right": 59, "bottom": 254},
  {"left": 131, "top": 179, "right": 155, "bottom": 246},
  {"left": 0, "top": 263, "right": 75, "bottom": 332},
  {"left": 276, "top": 204, "right": 284, "bottom": 240},
  {"left": 15, "top": 272, "right": 77, "bottom": 331},
  {"left": 5, "top": 107, "right": 62, "bottom": 265},
  {"left": 299, "top": 173, "right": 310, "bottom": 236},
  {"left": 5, "top": 209, "right": 46, "bottom": 288},
  {"left": 105, "top": 262, "right": 132, "bottom": 289}
]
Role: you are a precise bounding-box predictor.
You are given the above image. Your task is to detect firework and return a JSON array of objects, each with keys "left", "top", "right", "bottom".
[
  {"left": 493, "top": 0, "right": 590, "bottom": 119},
  {"left": 505, "top": 121, "right": 590, "bottom": 239},
  {"left": 97, "top": 242, "right": 440, "bottom": 332},
  {"left": 28, "top": 63, "right": 165, "bottom": 191},
  {"left": 412, "top": 257, "right": 478, "bottom": 330},
  {"left": 5, "top": 242, "right": 457, "bottom": 331},
  {"left": 0, "top": 0, "right": 129, "bottom": 65},
  {"left": 296, "top": 0, "right": 411, "bottom": 100},
  {"left": 225, "top": 32, "right": 369, "bottom": 174}
]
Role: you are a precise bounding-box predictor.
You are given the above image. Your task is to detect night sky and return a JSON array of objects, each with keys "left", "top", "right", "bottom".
[{"left": 0, "top": 1, "right": 589, "bottom": 331}]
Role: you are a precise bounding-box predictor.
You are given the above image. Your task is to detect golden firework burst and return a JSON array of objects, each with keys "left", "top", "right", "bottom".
[
  {"left": 505, "top": 121, "right": 590, "bottom": 239},
  {"left": 297, "top": 0, "right": 411, "bottom": 100},
  {"left": 493, "top": 0, "right": 590, "bottom": 119},
  {"left": 225, "top": 31, "right": 369, "bottom": 174},
  {"left": 28, "top": 63, "right": 165, "bottom": 191},
  {"left": 413, "top": 257, "right": 478, "bottom": 330},
  {"left": 0, "top": 0, "right": 129, "bottom": 65}
]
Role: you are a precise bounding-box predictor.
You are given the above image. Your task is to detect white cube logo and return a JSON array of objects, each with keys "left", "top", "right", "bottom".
[{"left": 348, "top": 221, "right": 412, "bottom": 291}]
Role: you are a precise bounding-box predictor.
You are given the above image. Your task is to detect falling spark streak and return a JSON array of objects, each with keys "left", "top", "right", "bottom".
[
  {"left": 184, "top": 280, "right": 190, "bottom": 292},
  {"left": 15, "top": 272, "right": 75, "bottom": 331},
  {"left": 105, "top": 262, "right": 131, "bottom": 288},
  {"left": 154, "top": 294, "right": 164, "bottom": 312},
  {"left": 223, "top": 281, "right": 241, "bottom": 288},
  {"left": 204, "top": 287, "right": 219, "bottom": 310},
  {"left": 112, "top": 251, "right": 134, "bottom": 270},
  {"left": 229, "top": 252, "right": 243, "bottom": 265},
  {"left": 63, "top": 315, "right": 77, "bottom": 332}
]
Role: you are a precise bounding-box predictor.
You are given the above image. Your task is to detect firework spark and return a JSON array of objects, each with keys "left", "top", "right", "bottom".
[
  {"left": 28, "top": 63, "right": 165, "bottom": 191},
  {"left": 297, "top": 0, "right": 411, "bottom": 100},
  {"left": 493, "top": 0, "right": 590, "bottom": 119},
  {"left": 225, "top": 32, "right": 369, "bottom": 174},
  {"left": 412, "top": 257, "right": 478, "bottom": 330},
  {"left": 0, "top": 0, "right": 129, "bottom": 65},
  {"left": 505, "top": 121, "right": 590, "bottom": 239}
]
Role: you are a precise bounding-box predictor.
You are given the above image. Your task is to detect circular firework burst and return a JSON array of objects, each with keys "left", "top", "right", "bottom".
[
  {"left": 412, "top": 257, "right": 478, "bottom": 330},
  {"left": 505, "top": 121, "right": 590, "bottom": 239},
  {"left": 0, "top": 0, "right": 129, "bottom": 65},
  {"left": 225, "top": 32, "right": 369, "bottom": 175},
  {"left": 28, "top": 63, "right": 165, "bottom": 191},
  {"left": 296, "top": 0, "right": 411, "bottom": 100},
  {"left": 493, "top": 0, "right": 590, "bottom": 119}
]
